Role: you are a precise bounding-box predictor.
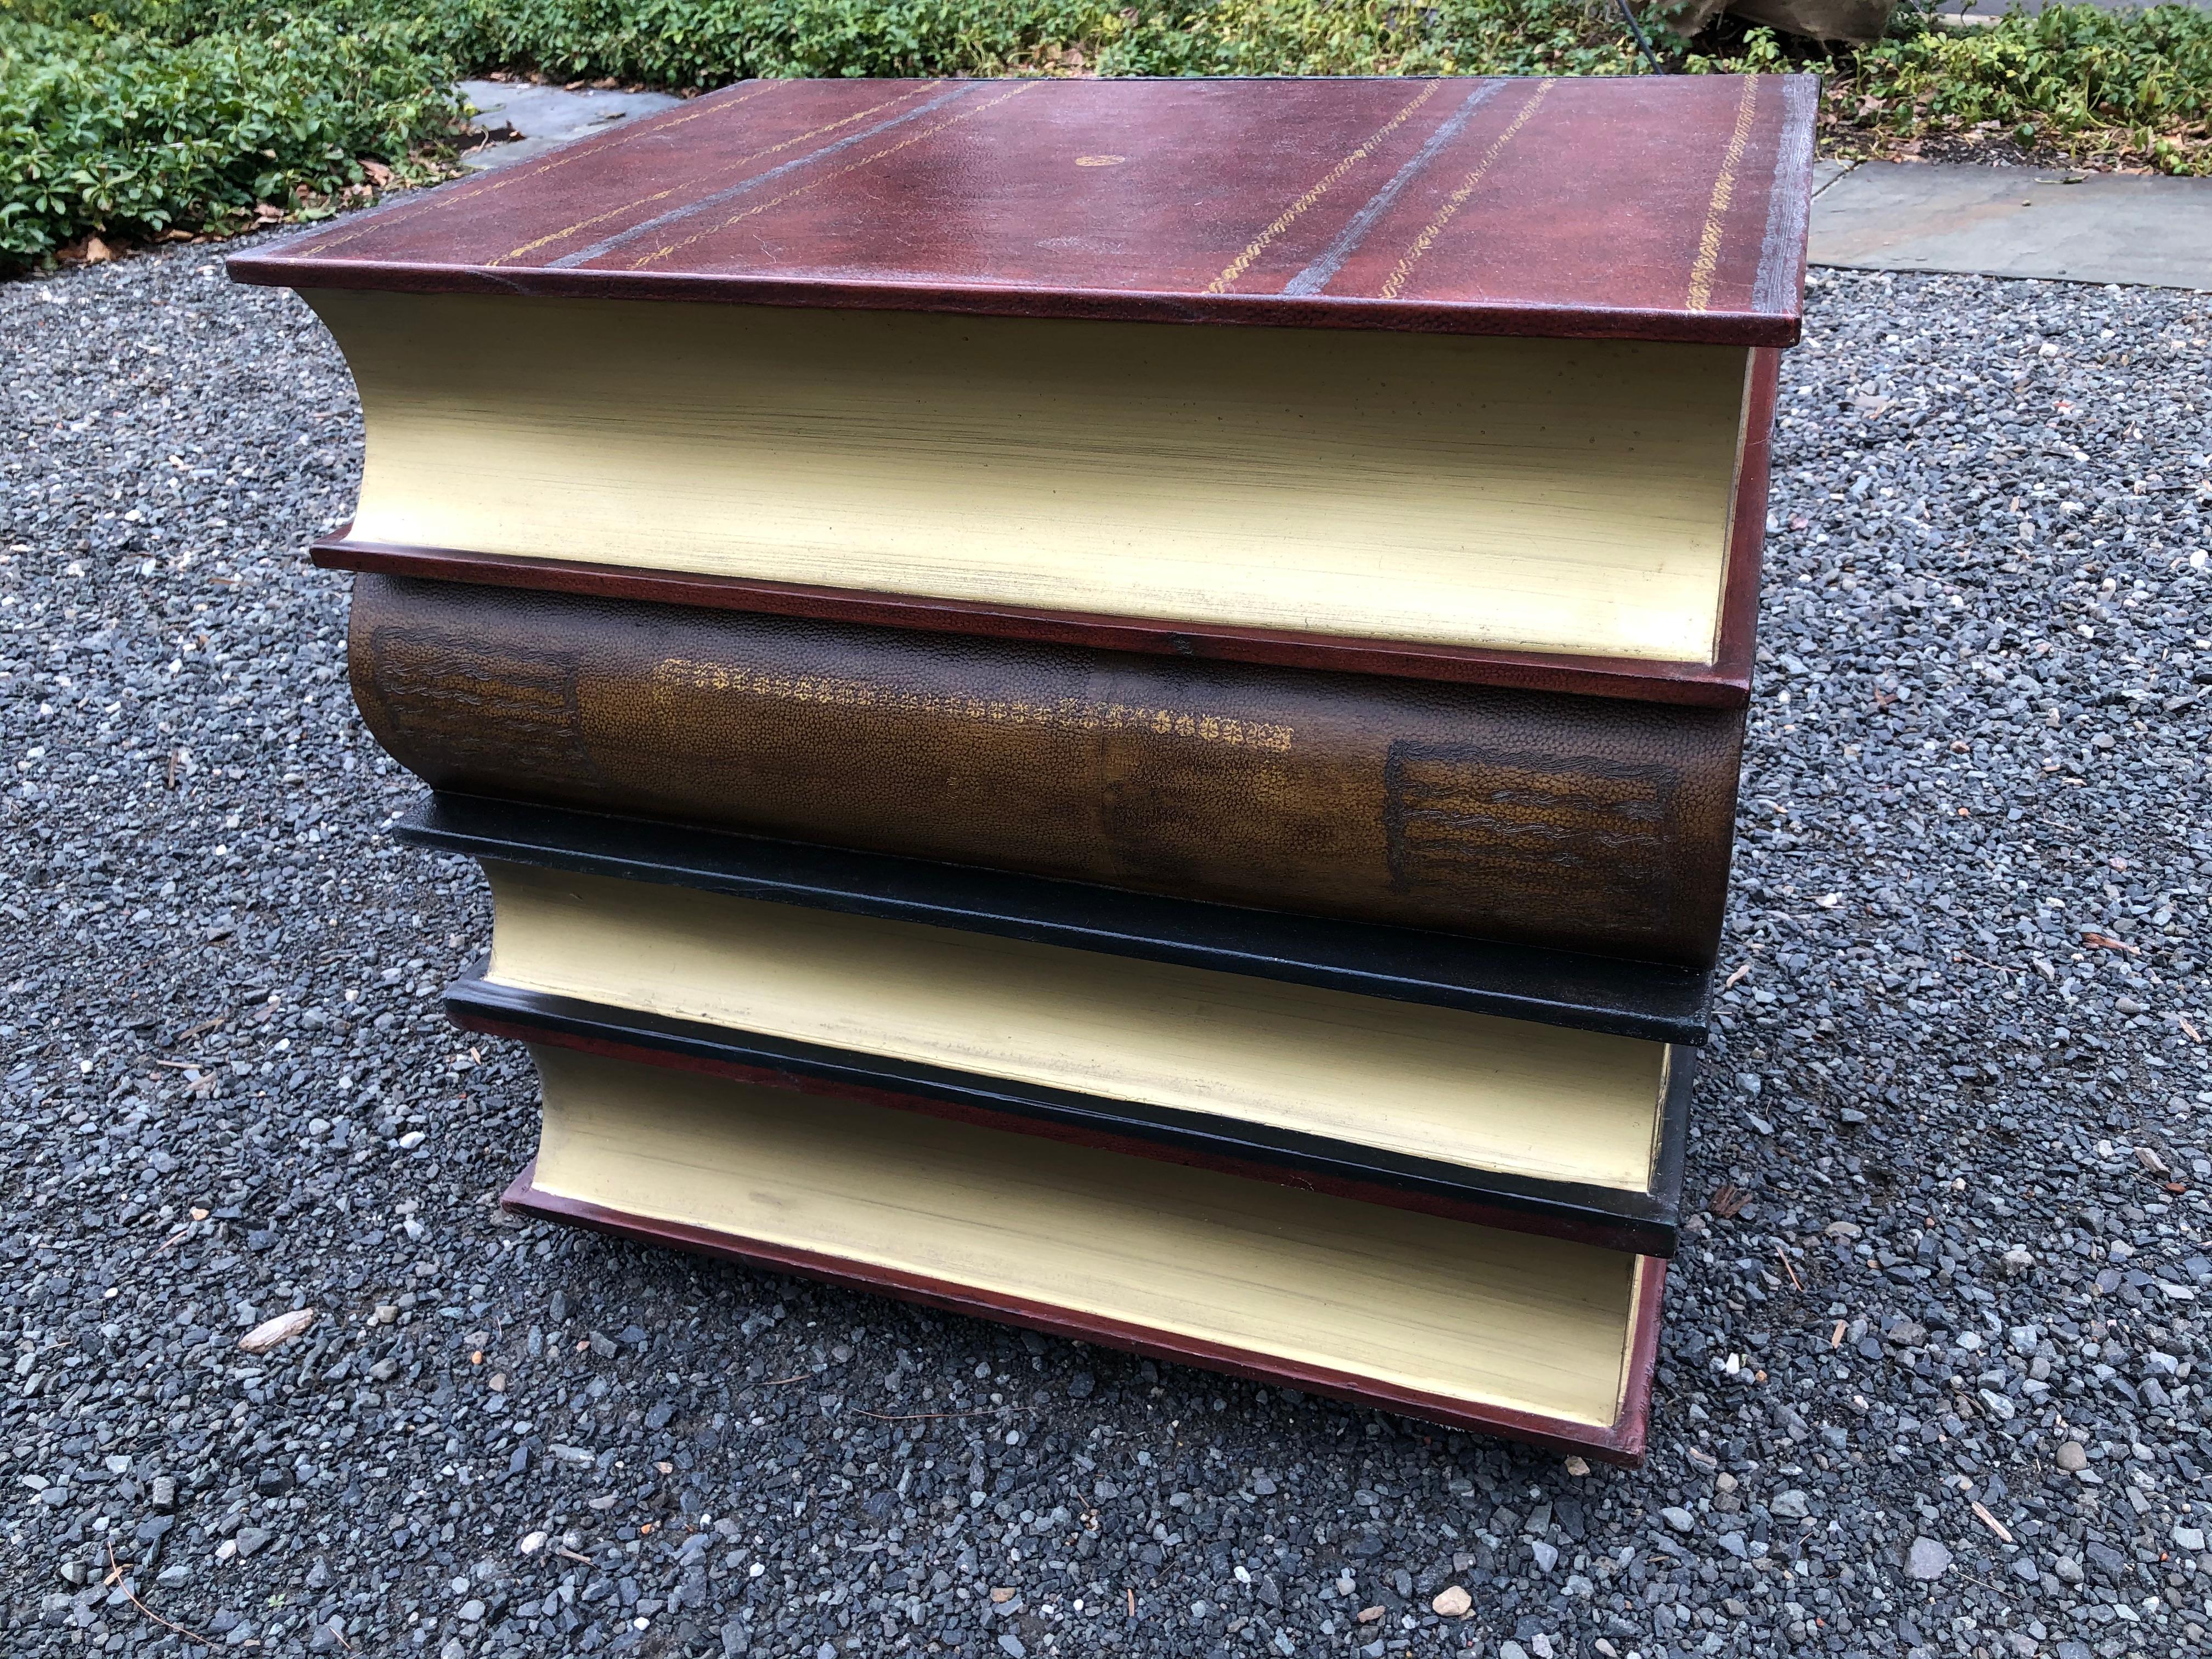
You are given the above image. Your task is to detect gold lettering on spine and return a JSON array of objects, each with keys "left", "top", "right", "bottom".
[{"left": 651, "top": 659, "right": 1293, "bottom": 751}]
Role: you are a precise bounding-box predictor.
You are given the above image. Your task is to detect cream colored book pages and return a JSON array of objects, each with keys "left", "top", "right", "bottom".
[
  {"left": 532, "top": 1045, "right": 1639, "bottom": 1428},
  {"left": 311, "top": 290, "right": 1750, "bottom": 664},
  {"left": 483, "top": 861, "right": 1669, "bottom": 1192}
]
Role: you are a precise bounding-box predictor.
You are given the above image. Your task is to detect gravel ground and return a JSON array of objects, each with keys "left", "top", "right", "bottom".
[{"left": 2, "top": 236, "right": 2209, "bottom": 1659}]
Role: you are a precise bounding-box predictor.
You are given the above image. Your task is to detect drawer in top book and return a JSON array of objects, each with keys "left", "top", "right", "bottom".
[{"left": 233, "top": 75, "right": 1816, "bottom": 701}]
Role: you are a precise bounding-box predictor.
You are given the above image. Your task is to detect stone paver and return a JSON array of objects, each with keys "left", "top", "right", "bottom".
[
  {"left": 1810, "top": 160, "right": 2212, "bottom": 290},
  {"left": 456, "top": 77, "right": 684, "bottom": 173}
]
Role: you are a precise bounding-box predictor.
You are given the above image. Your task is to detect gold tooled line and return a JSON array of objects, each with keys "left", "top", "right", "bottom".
[
  {"left": 1686, "top": 76, "right": 1760, "bottom": 314},
  {"left": 651, "top": 657, "right": 1294, "bottom": 752},
  {"left": 486, "top": 86, "right": 940, "bottom": 267},
  {"left": 297, "top": 81, "right": 785, "bottom": 259},
  {"left": 1205, "top": 82, "right": 1442, "bottom": 296},
  {"left": 626, "top": 81, "right": 1038, "bottom": 272},
  {"left": 1376, "top": 79, "right": 1554, "bottom": 303}
]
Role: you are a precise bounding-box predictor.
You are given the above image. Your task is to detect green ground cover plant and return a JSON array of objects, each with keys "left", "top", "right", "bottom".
[
  {"left": 0, "top": 3, "right": 459, "bottom": 266},
  {"left": 4, "top": 0, "right": 2210, "bottom": 273}
]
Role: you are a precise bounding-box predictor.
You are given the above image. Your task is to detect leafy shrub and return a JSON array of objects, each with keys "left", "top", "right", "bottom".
[
  {"left": 0, "top": 4, "right": 461, "bottom": 268},
  {"left": 435, "top": 1, "right": 1110, "bottom": 84},
  {"left": 1843, "top": 5, "right": 2212, "bottom": 172},
  {"left": 397, "top": 1, "right": 2212, "bottom": 172},
  {"left": 389, "top": 1, "right": 1650, "bottom": 84}
]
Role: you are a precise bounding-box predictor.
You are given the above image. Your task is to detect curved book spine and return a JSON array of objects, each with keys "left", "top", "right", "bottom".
[{"left": 353, "top": 576, "right": 1747, "bottom": 970}]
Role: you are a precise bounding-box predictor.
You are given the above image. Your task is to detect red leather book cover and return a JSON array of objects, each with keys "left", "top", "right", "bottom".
[{"left": 232, "top": 74, "right": 1817, "bottom": 346}]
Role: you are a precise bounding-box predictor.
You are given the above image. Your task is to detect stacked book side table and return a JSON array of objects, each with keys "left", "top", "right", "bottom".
[{"left": 232, "top": 71, "right": 1817, "bottom": 1462}]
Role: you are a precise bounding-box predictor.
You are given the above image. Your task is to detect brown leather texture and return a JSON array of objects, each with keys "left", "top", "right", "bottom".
[
  {"left": 351, "top": 575, "right": 1745, "bottom": 967},
  {"left": 232, "top": 75, "right": 1817, "bottom": 347}
]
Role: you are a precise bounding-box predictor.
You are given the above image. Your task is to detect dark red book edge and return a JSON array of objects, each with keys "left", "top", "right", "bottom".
[
  {"left": 227, "top": 257, "right": 1799, "bottom": 351},
  {"left": 311, "top": 349, "right": 1773, "bottom": 708},
  {"left": 500, "top": 1156, "right": 1666, "bottom": 1462}
]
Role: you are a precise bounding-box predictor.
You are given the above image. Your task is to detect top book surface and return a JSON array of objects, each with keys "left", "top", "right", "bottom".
[{"left": 232, "top": 73, "right": 1817, "bottom": 347}]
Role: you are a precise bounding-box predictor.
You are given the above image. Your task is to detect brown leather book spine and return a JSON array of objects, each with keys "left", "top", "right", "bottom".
[{"left": 348, "top": 575, "right": 1745, "bottom": 967}]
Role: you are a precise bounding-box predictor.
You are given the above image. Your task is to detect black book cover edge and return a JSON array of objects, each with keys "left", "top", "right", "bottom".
[
  {"left": 448, "top": 968, "right": 1691, "bottom": 1257},
  {"left": 394, "top": 793, "right": 1711, "bottom": 1045}
]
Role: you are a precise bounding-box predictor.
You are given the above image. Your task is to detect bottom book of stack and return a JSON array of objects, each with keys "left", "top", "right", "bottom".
[
  {"left": 506, "top": 1044, "right": 1666, "bottom": 1458},
  {"left": 408, "top": 795, "right": 1690, "bottom": 1462}
]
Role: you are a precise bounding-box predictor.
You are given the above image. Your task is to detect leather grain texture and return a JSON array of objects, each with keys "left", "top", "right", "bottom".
[
  {"left": 351, "top": 575, "right": 1745, "bottom": 966},
  {"left": 230, "top": 74, "right": 1817, "bottom": 347}
]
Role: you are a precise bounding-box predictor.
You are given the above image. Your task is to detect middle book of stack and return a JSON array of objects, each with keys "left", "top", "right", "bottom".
[{"left": 235, "top": 72, "right": 1816, "bottom": 1461}]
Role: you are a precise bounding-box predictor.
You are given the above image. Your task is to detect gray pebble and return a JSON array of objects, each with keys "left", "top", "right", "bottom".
[{"left": 1907, "top": 1537, "right": 1954, "bottom": 1580}]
